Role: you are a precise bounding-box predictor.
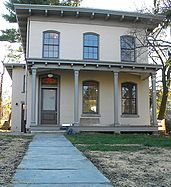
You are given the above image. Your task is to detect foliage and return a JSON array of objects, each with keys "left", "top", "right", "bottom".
[
  {"left": 0, "top": 29, "right": 20, "bottom": 43},
  {"left": 0, "top": 0, "right": 82, "bottom": 43},
  {"left": 1, "top": 97, "right": 11, "bottom": 121},
  {"left": 3, "top": 0, "right": 82, "bottom": 23}
]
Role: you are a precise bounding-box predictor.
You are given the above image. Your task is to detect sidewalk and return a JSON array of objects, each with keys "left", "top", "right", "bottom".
[{"left": 12, "top": 134, "right": 113, "bottom": 186}]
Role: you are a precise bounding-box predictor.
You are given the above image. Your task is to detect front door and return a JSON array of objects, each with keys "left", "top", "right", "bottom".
[
  {"left": 40, "top": 74, "right": 59, "bottom": 125},
  {"left": 41, "top": 88, "right": 57, "bottom": 124}
]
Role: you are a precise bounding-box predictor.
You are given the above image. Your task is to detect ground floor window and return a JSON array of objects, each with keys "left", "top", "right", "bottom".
[
  {"left": 82, "top": 81, "right": 99, "bottom": 114},
  {"left": 121, "top": 82, "right": 137, "bottom": 114}
]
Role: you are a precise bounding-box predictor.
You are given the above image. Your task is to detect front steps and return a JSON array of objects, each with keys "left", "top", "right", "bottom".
[{"left": 30, "top": 125, "right": 66, "bottom": 134}]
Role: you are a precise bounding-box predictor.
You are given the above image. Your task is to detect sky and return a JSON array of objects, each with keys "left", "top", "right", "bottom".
[{"left": 0, "top": 0, "right": 155, "bottom": 98}]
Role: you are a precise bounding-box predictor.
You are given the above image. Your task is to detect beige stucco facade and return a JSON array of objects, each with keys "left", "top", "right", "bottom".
[
  {"left": 10, "top": 67, "right": 25, "bottom": 131},
  {"left": 28, "top": 17, "right": 147, "bottom": 64}
]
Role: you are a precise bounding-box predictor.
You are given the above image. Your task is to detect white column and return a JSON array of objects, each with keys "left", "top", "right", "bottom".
[
  {"left": 31, "top": 68, "right": 37, "bottom": 126},
  {"left": 74, "top": 70, "right": 79, "bottom": 125},
  {"left": 151, "top": 73, "right": 157, "bottom": 126},
  {"left": 113, "top": 71, "right": 120, "bottom": 126}
]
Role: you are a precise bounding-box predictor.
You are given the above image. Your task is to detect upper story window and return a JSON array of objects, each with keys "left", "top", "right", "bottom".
[
  {"left": 43, "top": 31, "right": 59, "bottom": 58},
  {"left": 83, "top": 33, "right": 99, "bottom": 60},
  {"left": 121, "top": 82, "right": 137, "bottom": 115},
  {"left": 120, "top": 35, "right": 135, "bottom": 62},
  {"left": 82, "top": 80, "right": 99, "bottom": 114}
]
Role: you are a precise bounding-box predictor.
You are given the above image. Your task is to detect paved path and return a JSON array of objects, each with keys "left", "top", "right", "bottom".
[{"left": 12, "top": 134, "right": 113, "bottom": 187}]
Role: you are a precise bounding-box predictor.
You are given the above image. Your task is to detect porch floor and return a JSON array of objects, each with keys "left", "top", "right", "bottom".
[{"left": 30, "top": 125, "right": 158, "bottom": 134}]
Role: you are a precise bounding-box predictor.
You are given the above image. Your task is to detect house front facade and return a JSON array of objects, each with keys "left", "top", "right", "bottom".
[{"left": 6, "top": 4, "right": 163, "bottom": 132}]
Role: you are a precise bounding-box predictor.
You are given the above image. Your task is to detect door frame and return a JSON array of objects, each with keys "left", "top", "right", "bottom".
[{"left": 38, "top": 73, "right": 60, "bottom": 125}]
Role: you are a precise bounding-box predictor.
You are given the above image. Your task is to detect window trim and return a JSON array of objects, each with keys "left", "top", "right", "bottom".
[
  {"left": 82, "top": 80, "right": 100, "bottom": 115},
  {"left": 42, "top": 30, "right": 60, "bottom": 59},
  {"left": 83, "top": 32, "right": 99, "bottom": 60},
  {"left": 120, "top": 35, "right": 136, "bottom": 62},
  {"left": 121, "top": 82, "right": 137, "bottom": 115}
]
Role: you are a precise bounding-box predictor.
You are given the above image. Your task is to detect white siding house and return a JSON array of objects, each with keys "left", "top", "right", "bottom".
[{"left": 5, "top": 4, "right": 164, "bottom": 133}]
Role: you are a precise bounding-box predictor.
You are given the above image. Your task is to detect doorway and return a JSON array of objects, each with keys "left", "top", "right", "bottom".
[{"left": 40, "top": 74, "right": 59, "bottom": 125}]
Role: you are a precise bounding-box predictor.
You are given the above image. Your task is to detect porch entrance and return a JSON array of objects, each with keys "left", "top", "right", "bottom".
[{"left": 40, "top": 74, "right": 59, "bottom": 125}]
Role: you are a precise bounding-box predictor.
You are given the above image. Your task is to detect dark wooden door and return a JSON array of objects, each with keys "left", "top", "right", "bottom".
[{"left": 41, "top": 88, "right": 57, "bottom": 124}]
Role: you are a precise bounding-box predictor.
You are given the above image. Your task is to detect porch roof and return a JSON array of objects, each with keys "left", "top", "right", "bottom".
[
  {"left": 27, "top": 58, "right": 161, "bottom": 74},
  {"left": 4, "top": 63, "right": 26, "bottom": 78},
  {"left": 14, "top": 4, "right": 165, "bottom": 54}
]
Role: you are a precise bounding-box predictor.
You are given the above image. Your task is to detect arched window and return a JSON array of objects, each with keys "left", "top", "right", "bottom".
[
  {"left": 83, "top": 33, "right": 99, "bottom": 60},
  {"left": 120, "top": 35, "right": 135, "bottom": 62},
  {"left": 82, "top": 81, "right": 99, "bottom": 114},
  {"left": 121, "top": 82, "right": 137, "bottom": 114},
  {"left": 43, "top": 31, "right": 59, "bottom": 58}
]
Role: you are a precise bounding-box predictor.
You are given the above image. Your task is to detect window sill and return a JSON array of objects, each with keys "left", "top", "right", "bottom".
[
  {"left": 121, "top": 114, "right": 139, "bottom": 118},
  {"left": 81, "top": 114, "right": 101, "bottom": 117}
]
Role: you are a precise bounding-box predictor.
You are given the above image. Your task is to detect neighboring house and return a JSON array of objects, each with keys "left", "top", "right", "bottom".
[{"left": 5, "top": 4, "right": 164, "bottom": 133}]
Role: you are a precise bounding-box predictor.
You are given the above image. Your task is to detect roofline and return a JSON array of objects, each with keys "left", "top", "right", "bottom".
[
  {"left": 4, "top": 63, "right": 26, "bottom": 79},
  {"left": 4, "top": 63, "right": 26, "bottom": 68},
  {"left": 14, "top": 4, "right": 165, "bottom": 56},
  {"left": 14, "top": 4, "right": 165, "bottom": 20}
]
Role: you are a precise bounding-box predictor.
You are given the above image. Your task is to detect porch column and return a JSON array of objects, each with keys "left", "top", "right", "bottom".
[
  {"left": 151, "top": 73, "right": 157, "bottom": 126},
  {"left": 31, "top": 68, "right": 37, "bottom": 126},
  {"left": 113, "top": 71, "right": 120, "bottom": 126},
  {"left": 74, "top": 70, "right": 79, "bottom": 125}
]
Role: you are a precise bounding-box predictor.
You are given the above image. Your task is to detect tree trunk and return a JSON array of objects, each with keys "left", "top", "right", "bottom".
[
  {"left": 158, "top": 85, "right": 168, "bottom": 119},
  {"left": 158, "top": 67, "right": 170, "bottom": 120}
]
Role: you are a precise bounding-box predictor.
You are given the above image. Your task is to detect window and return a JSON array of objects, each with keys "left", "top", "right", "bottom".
[
  {"left": 83, "top": 81, "right": 99, "bottom": 114},
  {"left": 121, "top": 82, "right": 137, "bottom": 115},
  {"left": 43, "top": 31, "right": 59, "bottom": 58},
  {"left": 120, "top": 35, "right": 135, "bottom": 62},
  {"left": 83, "top": 33, "right": 99, "bottom": 60}
]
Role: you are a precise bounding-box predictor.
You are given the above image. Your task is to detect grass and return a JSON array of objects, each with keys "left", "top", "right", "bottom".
[
  {"left": 66, "top": 133, "right": 171, "bottom": 151},
  {"left": 0, "top": 134, "right": 33, "bottom": 140}
]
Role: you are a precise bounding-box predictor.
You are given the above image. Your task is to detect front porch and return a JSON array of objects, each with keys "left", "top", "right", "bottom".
[{"left": 27, "top": 58, "right": 159, "bottom": 132}]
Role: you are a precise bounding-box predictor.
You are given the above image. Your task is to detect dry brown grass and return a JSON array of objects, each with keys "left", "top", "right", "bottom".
[{"left": 0, "top": 135, "right": 32, "bottom": 186}]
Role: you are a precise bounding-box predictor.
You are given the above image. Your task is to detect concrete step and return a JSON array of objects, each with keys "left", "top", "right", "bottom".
[{"left": 30, "top": 125, "right": 66, "bottom": 134}]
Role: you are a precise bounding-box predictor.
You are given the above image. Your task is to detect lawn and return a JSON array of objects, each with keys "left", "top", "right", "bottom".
[
  {"left": 0, "top": 134, "right": 32, "bottom": 186},
  {"left": 66, "top": 133, "right": 171, "bottom": 187},
  {"left": 66, "top": 133, "right": 171, "bottom": 151}
]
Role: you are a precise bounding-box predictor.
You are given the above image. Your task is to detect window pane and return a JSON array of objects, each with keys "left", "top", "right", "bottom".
[
  {"left": 43, "top": 32, "right": 59, "bottom": 58},
  {"left": 83, "top": 81, "right": 99, "bottom": 114},
  {"left": 43, "top": 89, "right": 56, "bottom": 110},
  {"left": 121, "top": 83, "right": 137, "bottom": 114},
  {"left": 83, "top": 33, "right": 99, "bottom": 59},
  {"left": 121, "top": 36, "right": 135, "bottom": 62}
]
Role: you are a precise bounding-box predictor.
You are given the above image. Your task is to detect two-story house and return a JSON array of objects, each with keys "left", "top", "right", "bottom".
[{"left": 5, "top": 4, "right": 163, "bottom": 133}]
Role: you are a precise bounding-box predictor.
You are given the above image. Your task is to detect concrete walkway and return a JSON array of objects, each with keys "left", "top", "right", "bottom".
[{"left": 12, "top": 134, "right": 113, "bottom": 186}]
